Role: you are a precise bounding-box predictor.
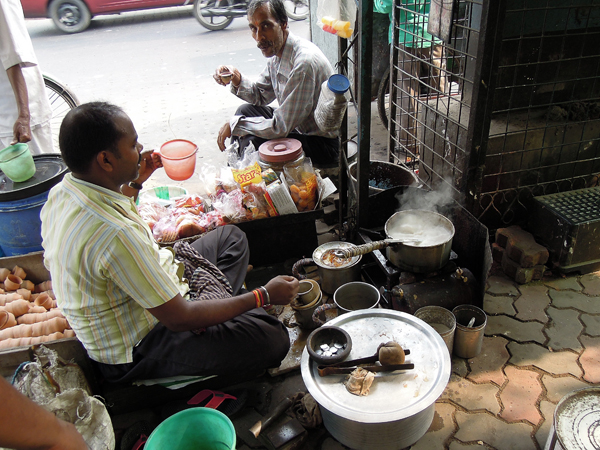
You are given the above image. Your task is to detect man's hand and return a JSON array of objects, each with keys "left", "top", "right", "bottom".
[
  {"left": 213, "top": 65, "right": 242, "bottom": 88},
  {"left": 136, "top": 147, "right": 162, "bottom": 185},
  {"left": 11, "top": 116, "right": 31, "bottom": 145},
  {"left": 217, "top": 122, "right": 232, "bottom": 151},
  {"left": 265, "top": 275, "right": 300, "bottom": 305}
]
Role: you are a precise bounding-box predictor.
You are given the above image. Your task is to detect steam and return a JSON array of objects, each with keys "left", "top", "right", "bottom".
[{"left": 395, "top": 177, "right": 456, "bottom": 213}]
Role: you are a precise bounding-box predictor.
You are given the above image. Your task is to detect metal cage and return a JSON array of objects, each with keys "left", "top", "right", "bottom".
[{"left": 388, "top": 0, "right": 600, "bottom": 229}]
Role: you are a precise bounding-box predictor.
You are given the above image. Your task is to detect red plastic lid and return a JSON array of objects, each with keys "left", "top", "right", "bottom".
[{"left": 258, "top": 138, "right": 303, "bottom": 163}]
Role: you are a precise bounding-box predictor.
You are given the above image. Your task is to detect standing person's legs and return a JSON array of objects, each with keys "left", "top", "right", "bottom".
[
  {"left": 28, "top": 122, "right": 54, "bottom": 154},
  {"left": 0, "top": 135, "right": 11, "bottom": 150},
  {"left": 397, "top": 46, "right": 421, "bottom": 155},
  {"left": 232, "top": 104, "right": 274, "bottom": 157},
  {"left": 190, "top": 225, "right": 249, "bottom": 295},
  {"left": 429, "top": 44, "right": 447, "bottom": 95},
  {"left": 0, "top": 121, "right": 53, "bottom": 154}
]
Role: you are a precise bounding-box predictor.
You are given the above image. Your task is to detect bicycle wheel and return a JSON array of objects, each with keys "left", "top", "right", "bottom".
[
  {"left": 283, "top": 0, "right": 308, "bottom": 21},
  {"left": 44, "top": 75, "right": 79, "bottom": 152},
  {"left": 193, "top": 0, "right": 234, "bottom": 31},
  {"left": 377, "top": 68, "right": 390, "bottom": 131}
]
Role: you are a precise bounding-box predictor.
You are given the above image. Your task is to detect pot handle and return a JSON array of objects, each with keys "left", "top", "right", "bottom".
[
  {"left": 312, "top": 302, "right": 337, "bottom": 326},
  {"left": 335, "top": 240, "right": 392, "bottom": 259},
  {"left": 292, "top": 258, "right": 314, "bottom": 280}
]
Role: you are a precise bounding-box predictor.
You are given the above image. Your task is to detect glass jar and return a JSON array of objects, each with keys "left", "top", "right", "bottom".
[{"left": 258, "top": 138, "right": 305, "bottom": 174}]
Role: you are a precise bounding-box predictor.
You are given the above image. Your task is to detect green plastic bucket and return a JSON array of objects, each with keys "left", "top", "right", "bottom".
[{"left": 144, "top": 408, "right": 236, "bottom": 450}]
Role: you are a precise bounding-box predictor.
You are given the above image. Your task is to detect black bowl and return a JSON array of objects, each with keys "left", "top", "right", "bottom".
[{"left": 306, "top": 326, "right": 352, "bottom": 365}]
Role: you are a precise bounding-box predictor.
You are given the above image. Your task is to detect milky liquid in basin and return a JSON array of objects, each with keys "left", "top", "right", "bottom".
[{"left": 387, "top": 214, "right": 453, "bottom": 247}]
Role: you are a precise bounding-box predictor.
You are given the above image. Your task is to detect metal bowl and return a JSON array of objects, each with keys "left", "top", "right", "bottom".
[{"left": 306, "top": 326, "right": 352, "bottom": 365}]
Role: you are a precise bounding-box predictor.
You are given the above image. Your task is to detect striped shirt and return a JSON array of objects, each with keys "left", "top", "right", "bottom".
[
  {"left": 230, "top": 32, "right": 337, "bottom": 140},
  {"left": 40, "top": 173, "right": 183, "bottom": 365}
]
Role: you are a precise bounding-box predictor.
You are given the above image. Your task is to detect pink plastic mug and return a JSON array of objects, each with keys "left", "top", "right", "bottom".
[{"left": 158, "top": 139, "right": 198, "bottom": 181}]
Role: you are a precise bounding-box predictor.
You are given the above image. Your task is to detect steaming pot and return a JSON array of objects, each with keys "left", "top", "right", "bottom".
[{"left": 384, "top": 210, "right": 454, "bottom": 273}]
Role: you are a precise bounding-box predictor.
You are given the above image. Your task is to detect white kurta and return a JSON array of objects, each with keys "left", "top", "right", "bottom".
[{"left": 0, "top": 0, "right": 52, "bottom": 154}]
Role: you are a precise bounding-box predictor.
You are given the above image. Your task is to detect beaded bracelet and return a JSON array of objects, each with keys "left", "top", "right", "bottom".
[
  {"left": 251, "top": 287, "right": 270, "bottom": 308},
  {"left": 252, "top": 289, "right": 262, "bottom": 308},
  {"left": 260, "top": 286, "right": 270, "bottom": 306}
]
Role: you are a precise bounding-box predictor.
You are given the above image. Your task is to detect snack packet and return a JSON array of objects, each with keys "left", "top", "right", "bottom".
[{"left": 284, "top": 158, "right": 319, "bottom": 212}]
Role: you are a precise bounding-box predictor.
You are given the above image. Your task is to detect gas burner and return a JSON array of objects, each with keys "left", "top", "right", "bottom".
[{"left": 357, "top": 230, "right": 479, "bottom": 313}]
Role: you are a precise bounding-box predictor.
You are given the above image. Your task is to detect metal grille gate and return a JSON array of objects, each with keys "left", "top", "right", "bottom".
[{"left": 387, "top": 0, "right": 600, "bottom": 229}]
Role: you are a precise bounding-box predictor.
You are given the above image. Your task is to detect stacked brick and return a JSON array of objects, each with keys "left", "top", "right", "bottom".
[{"left": 492, "top": 226, "right": 549, "bottom": 284}]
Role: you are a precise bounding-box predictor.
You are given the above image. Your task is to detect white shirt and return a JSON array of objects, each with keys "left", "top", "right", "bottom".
[
  {"left": 0, "top": 0, "right": 52, "bottom": 138},
  {"left": 230, "top": 33, "right": 337, "bottom": 139}
]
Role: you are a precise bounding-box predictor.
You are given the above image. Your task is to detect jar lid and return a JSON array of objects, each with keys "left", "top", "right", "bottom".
[
  {"left": 258, "top": 138, "right": 303, "bottom": 163},
  {"left": 328, "top": 74, "right": 350, "bottom": 95},
  {"left": 0, "top": 154, "right": 69, "bottom": 202}
]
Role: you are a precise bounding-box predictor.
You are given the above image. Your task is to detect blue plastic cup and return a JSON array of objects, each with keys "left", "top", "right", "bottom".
[{"left": 0, "top": 143, "right": 36, "bottom": 183}]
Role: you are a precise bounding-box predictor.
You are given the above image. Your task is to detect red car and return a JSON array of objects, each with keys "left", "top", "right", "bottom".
[{"left": 21, "top": 0, "right": 192, "bottom": 33}]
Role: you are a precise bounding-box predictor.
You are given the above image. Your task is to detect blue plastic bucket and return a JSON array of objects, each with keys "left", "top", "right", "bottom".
[
  {"left": 0, "top": 154, "right": 68, "bottom": 256},
  {"left": 0, "top": 191, "right": 49, "bottom": 256}
]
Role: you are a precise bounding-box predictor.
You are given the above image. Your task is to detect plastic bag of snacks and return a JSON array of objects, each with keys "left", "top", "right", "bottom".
[
  {"left": 137, "top": 202, "right": 169, "bottom": 232},
  {"left": 283, "top": 158, "right": 319, "bottom": 212},
  {"left": 212, "top": 188, "right": 247, "bottom": 223},
  {"left": 152, "top": 214, "right": 179, "bottom": 243},
  {"left": 174, "top": 194, "right": 205, "bottom": 215},
  {"left": 317, "top": 0, "right": 357, "bottom": 39},
  {"left": 242, "top": 181, "right": 277, "bottom": 220}
]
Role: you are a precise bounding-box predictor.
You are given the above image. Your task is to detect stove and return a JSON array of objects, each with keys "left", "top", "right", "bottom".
[
  {"left": 356, "top": 230, "right": 479, "bottom": 314},
  {"left": 354, "top": 186, "right": 493, "bottom": 311}
]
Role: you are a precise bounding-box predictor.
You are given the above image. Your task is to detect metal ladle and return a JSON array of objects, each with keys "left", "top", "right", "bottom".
[{"left": 333, "top": 238, "right": 422, "bottom": 259}]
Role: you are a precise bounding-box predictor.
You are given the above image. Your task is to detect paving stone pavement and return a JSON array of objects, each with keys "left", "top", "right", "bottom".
[
  {"left": 243, "top": 268, "right": 600, "bottom": 450},
  {"left": 416, "top": 269, "right": 600, "bottom": 450}
]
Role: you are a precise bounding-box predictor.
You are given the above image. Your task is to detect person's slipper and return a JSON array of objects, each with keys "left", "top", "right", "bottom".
[
  {"left": 120, "top": 420, "right": 154, "bottom": 450},
  {"left": 161, "top": 388, "right": 248, "bottom": 419}
]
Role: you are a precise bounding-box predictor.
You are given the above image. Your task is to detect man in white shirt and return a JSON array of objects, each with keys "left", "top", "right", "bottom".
[
  {"left": 213, "top": 0, "right": 339, "bottom": 165},
  {"left": 0, "top": 0, "right": 53, "bottom": 154}
]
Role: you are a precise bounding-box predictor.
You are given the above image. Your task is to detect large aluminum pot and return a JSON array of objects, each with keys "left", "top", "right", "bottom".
[
  {"left": 292, "top": 242, "right": 362, "bottom": 294},
  {"left": 385, "top": 210, "right": 455, "bottom": 273},
  {"left": 301, "top": 309, "right": 451, "bottom": 450}
]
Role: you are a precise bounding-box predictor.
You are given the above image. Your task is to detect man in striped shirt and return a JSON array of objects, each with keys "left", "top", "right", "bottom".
[
  {"left": 41, "top": 102, "right": 299, "bottom": 383},
  {"left": 213, "top": 0, "right": 339, "bottom": 165}
]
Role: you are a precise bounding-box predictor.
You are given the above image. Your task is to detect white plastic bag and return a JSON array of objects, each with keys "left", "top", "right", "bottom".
[
  {"left": 9, "top": 345, "right": 115, "bottom": 450},
  {"left": 316, "top": 0, "right": 357, "bottom": 39}
]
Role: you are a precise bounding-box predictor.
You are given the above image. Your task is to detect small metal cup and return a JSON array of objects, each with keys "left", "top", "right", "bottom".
[
  {"left": 415, "top": 306, "right": 456, "bottom": 356},
  {"left": 298, "top": 279, "right": 318, "bottom": 305},
  {"left": 452, "top": 304, "right": 487, "bottom": 359}
]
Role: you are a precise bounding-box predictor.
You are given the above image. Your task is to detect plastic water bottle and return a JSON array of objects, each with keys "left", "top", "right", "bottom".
[{"left": 315, "top": 74, "right": 350, "bottom": 133}]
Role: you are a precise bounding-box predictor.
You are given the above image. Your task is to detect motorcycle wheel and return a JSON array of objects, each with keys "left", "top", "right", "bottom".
[
  {"left": 193, "top": 0, "right": 234, "bottom": 31},
  {"left": 283, "top": 0, "right": 309, "bottom": 20}
]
